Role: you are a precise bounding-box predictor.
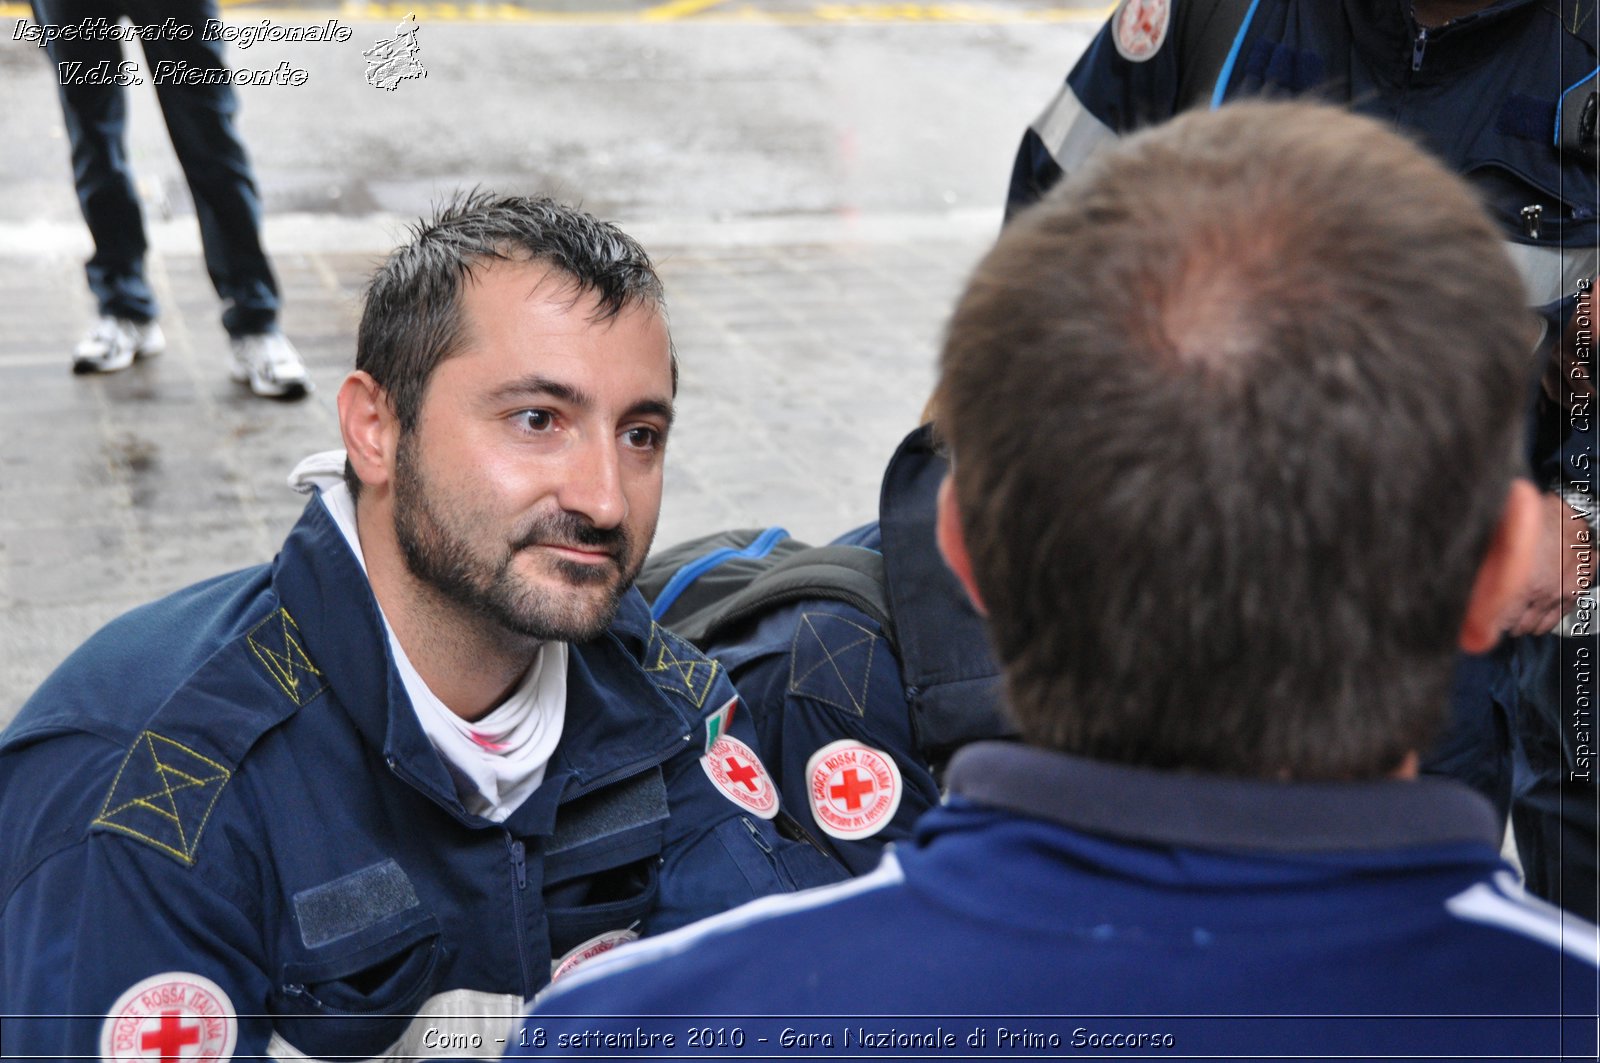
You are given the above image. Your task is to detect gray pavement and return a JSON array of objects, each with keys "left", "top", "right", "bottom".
[{"left": 0, "top": 3, "right": 1097, "bottom": 720}]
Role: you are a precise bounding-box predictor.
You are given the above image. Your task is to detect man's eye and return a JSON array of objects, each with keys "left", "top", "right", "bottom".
[
  {"left": 515, "top": 410, "right": 554, "bottom": 432},
  {"left": 624, "top": 426, "right": 662, "bottom": 450}
]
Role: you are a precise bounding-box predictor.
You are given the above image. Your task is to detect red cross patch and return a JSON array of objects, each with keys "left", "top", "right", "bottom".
[
  {"left": 700, "top": 735, "right": 779, "bottom": 819},
  {"left": 806, "top": 740, "right": 903, "bottom": 841},
  {"left": 1112, "top": 0, "right": 1170, "bottom": 62},
  {"left": 100, "top": 973, "right": 236, "bottom": 1063},
  {"left": 550, "top": 928, "right": 640, "bottom": 984}
]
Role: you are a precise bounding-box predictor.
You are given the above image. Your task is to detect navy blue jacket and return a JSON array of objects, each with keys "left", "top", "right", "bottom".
[
  {"left": 0, "top": 496, "right": 841, "bottom": 1060},
  {"left": 1007, "top": 0, "right": 1598, "bottom": 488},
  {"left": 717, "top": 426, "right": 1012, "bottom": 874},
  {"left": 524, "top": 743, "right": 1600, "bottom": 1058}
]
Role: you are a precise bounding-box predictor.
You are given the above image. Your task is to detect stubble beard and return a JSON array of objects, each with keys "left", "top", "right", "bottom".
[{"left": 391, "top": 433, "right": 642, "bottom": 643}]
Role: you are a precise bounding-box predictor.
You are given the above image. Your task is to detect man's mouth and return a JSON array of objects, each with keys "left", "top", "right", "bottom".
[{"left": 528, "top": 542, "right": 617, "bottom": 566}]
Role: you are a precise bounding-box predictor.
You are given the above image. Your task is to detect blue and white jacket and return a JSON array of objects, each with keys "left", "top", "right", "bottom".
[{"left": 525, "top": 742, "right": 1600, "bottom": 1059}]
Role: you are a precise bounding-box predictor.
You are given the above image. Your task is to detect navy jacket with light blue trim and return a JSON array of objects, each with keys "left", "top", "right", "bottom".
[
  {"left": 1008, "top": 0, "right": 1598, "bottom": 489},
  {"left": 525, "top": 743, "right": 1600, "bottom": 1057},
  {"left": 0, "top": 496, "right": 841, "bottom": 1060},
  {"left": 716, "top": 425, "right": 1013, "bottom": 875}
]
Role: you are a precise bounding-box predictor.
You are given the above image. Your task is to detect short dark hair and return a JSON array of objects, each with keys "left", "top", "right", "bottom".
[
  {"left": 348, "top": 191, "right": 671, "bottom": 495},
  {"left": 936, "top": 101, "right": 1530, "bottom": 780}
]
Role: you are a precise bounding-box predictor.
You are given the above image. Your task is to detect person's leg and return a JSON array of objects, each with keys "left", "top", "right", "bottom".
[
  {"left": 33, "top": 0, "right": 158, "bottom": 326},
  {"left": 127, "top": 0, "right": 278, "bottom": 337},
  {"left": 124, "top": 0, "right": 307, "bottom": 396}
]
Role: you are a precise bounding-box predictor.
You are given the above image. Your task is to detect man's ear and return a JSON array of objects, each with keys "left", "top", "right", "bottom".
[
  {"left": 935, "top": 474, "right": 987, "bottom": 616},
  {"left": 1459, "top": 478, "right": 1543, "bottom": 654},
  {"left": 338, "top": 371, "right": 400, "bottom": 493}
]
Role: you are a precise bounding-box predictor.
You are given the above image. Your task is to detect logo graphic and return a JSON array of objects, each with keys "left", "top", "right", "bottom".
[
  {"left": 701, "top": 735, "right": 779, "bottom": 819},
  {"left": 246, "top": 607, "right": 327, "bottom": 707},
  {"left": 364, "top": 12, "right": 426, "bottom": 91},
  {"left": 806, "top": 740, "right": 902, "bottom": 840},
  {"left": 100, "top": 972, "right": 236, "bottom": 1063},
  {"left": 93, "top": 732, "right": 231, "bottom": 865},
  {"left": 1111, "top": 0, "right": 1170, "bottom": 62},
  {"left": 645, "top": 622, "right": 720, "bottom": 708},
  {"left": 703, "top": 696, "right": 738, "bottom": 754},
  {"left": 550, "top": 929, "right": 639, "bottom": 983}
]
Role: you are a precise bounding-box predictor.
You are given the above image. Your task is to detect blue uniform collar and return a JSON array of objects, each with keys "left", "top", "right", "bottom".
[
  {"left": 272, "top": 499, "right": 693, "bottom": 835},
  {"left": 945, "top": 742, "right": 1501, "bottom": 853}
]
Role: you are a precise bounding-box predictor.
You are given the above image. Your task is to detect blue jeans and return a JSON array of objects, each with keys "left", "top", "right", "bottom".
[{"left": 33, "top": 0, "right": 278, "bottom": 337}]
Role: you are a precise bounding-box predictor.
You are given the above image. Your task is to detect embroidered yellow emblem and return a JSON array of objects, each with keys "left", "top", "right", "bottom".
[
  {"left": 247, "top": 607, "right": 328, "bottom": 707},
  {"left": 644, "top": 622, "right": 720, "bottom": 709},
  {"left": 93, "top": 732, "right": 231, "bottom": 865}
]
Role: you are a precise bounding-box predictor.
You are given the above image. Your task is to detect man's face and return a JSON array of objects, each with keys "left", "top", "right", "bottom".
[{"left": 392, "top": 260, "right": 674, "bottom": 643}]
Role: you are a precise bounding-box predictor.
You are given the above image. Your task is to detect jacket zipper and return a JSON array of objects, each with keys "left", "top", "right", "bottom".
[
  {"left": 506, "top": 833, "right": 532, "bottom": 996},
  {"left": 1411, "top": 26, "right": 1428, "bottom": 72}
]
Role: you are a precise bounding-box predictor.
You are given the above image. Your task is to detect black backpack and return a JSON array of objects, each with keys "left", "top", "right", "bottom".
[{"left": 637, "top": 527, "right": 895, "bottom": 651}]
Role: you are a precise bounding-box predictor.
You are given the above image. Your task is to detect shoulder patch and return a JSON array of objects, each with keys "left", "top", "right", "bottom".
[
  {"left": 551, "top": 929, "right": 640, "bottom": 984},
  {"left": 247, "top": 607, "right": 328, "bottom": 708},
  {"left": 806, "top": 740, "right": 904, "bottom": 841},
  {"left": 92, "top": 731, "right": 231, "bottom": 866},
  {"left": 644, "top": 622, "right": 721, "bottom": 709},
  {"left": 101, "top": 971, "right": 237, "bottom": 1063},
  {"left": 704, "top": 696, "right": 739, "bottom": 754},
  {"left": 788, "top": 611, "right": 881, "bottom": 717},
  {"left": 701, "top": 735, "right": 779, "bottom": 819},
  {"left": 1112, "top": 0, "right": 1170, "bottom": 62}
]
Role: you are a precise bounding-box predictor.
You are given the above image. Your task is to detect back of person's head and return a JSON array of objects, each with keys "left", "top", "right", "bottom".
[{"left": 936, "top": 101, "right": 1530, "bottom": 780}]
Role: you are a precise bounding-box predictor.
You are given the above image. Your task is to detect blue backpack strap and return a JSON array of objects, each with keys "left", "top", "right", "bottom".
[
  {"left": 638, "top": 526, "right": 894, "bottom": 651},
  {"left": 1175, "top": 0, "right": 1262, "bottom": 112},
  {"left": 647, "top": 527, "right": 792, "bottom": 620}
]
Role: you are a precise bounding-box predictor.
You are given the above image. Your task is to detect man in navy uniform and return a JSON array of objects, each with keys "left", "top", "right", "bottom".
[
  {"left": 0, "top": 193, "right": 840, "bottom": 1060},
  {"left": 521, "top": 104, "right": 1598, "bottom": 1056}
]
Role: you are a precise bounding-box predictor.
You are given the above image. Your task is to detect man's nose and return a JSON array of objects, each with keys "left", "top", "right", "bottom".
[{"left": 557, "top": 436, "right": 627, "bottom": 529}]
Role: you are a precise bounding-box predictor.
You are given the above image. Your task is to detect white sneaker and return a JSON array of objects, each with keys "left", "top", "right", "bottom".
[
  {"left": 230, "top": 331, "right": 311, "bottom": 399},
  {"left": 72, "top": 316, "right": 165, "bottom": 375}
]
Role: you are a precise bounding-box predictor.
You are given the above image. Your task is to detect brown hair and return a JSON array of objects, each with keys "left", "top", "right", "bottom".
[{"left": 936, "top": 101, "right": 1530, "bottom": 780}]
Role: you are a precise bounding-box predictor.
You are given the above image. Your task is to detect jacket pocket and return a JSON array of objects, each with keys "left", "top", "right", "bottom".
[
  {"left": 271, "top": 909, "right": 442, "bottom": 1058},
  {"left": 1465, "top": 161, "right": 1598, "bottom": 308},
  {"left": 544, "top": 854, "right": 660, "bottom": 961}
]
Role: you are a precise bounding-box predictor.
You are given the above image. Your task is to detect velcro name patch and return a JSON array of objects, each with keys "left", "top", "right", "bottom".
[{"left": 294, "top": 859, "right": 421, "bottom": 949}]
